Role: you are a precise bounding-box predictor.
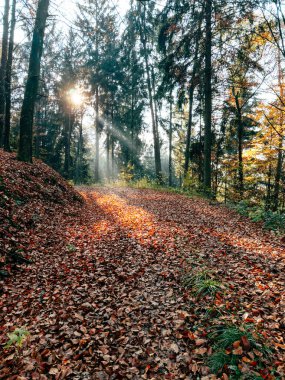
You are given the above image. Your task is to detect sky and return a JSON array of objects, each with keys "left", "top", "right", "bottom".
[{"left": 0, "top": 0, "right": 130, "bottom": 42}]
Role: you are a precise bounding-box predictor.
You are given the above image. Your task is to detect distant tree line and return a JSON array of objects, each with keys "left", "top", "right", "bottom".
[{"left": 0, "top": 0, "right": 284, "bottom": 211}]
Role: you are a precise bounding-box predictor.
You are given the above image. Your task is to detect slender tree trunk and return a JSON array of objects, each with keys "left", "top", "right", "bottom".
[
  {"left": 17, "top": 0, "right": 50, "bottom": 162},
  {"left": 3, "top": 0, "right": 16, "bottom": 151},
  {"left": 111, "top": 139, "right": 115, "bottom": 179},
  {"left": 237, "top": 110, "right": 244, "bottom": 198},
  {"left": 273, "top": 137, "right": 283, "bottom": 211},
  {"left": 184, "top": 17, "right": 201, "bottom": 179},
  {"left": 94, "top": 85, "right": 100, "bottom": 182},
  {"left": 203, "top": 0, "right": 212, "bottom": 192},
  {"left": 0, "top": 0, "right": 10, "bottom": 145},
  {"left": 63, "top": 110, "right": 72, "bottom": 178},
  {"left": 169, "top": 97, "right": 173, "bottom": 187},
  {"left": 139, "top": 3, "right": 162, "bottom": 183},
  {"left": 184, "top": 84, "right": 194, "bottom": 178},
  {"left": 265, "top": 163, "right": 272, "bottom": 211},
  {"left": 273, "top": 51, "right": 284, "bottom": 211},
  {"left": 75, "top": 112, "right": 83, "bottom": 184},
  {"left": 106, "top": 126, "right": 110, "bottom": 181},
  {"left": 94, "top": 0, "right": 100, "bottom": 182}
]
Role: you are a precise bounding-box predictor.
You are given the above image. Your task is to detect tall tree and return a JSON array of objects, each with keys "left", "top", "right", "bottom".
[
  {"left": 137, "top": 1, "right": 162, "bottom": 183},
  {"left": 3, "top": 0, "right": 16, "bottom": 151},
  {"left": 17, "top": 0, "right": 50, "bottom": 163},
  {"left": 0, "top": 0, "right": 10, "bottom": 145},
  {"left": 203, "top": 0, "right": 212, "bottom": 192}
]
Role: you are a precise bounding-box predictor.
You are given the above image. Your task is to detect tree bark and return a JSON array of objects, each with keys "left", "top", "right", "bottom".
[
  {"left": 203, "top": 0, "right": 212, "bottom": 192},
  {"left": 237, "top": 108, "right": 244, "bottom": 198},
  {"left": 94, "top": 85, "right": 100, "bottom": 182},
  {"left": 184, "top": 84, "right": 194, "bottom": 178},
  {"left": 169, "top": 96, "right": 173, "bottom": 187},
  {"left": 106, "top": 125, "right": 110, "bottom": 181},
  {"left": 184, "top": 16, "right": 201, "bottom": 179},
  {"left": 63, "top": 110, "right": 72, "bottom": 178},
  {"left": 0, "top": 0, "right": 10, "bottom": 145},
  {"left": 273, "top": 136, "right": 283, "bottom": 211},
  {"left": 139, "top": 3, "right": 162, "bottom": 183},
  {"left": 3, "top": 0, "right": 16, "bottom": 152},
  {"left": 17, "top": 0, "right": 50, "bottom": 162}
]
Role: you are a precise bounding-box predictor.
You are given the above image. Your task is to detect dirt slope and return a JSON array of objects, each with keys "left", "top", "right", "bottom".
[{"left": 0, "top": 149, "right": 82, "bottom": 275}]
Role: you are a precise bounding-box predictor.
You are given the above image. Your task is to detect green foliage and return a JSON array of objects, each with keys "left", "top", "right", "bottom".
[
  {"left": 208, "top": 324, "right": 271, "bottom": 376},
  {"left": 183, "top": 270, "right": 222, "bottom": 297},
  {"left": 194, "top": 279, "right": 222, "bottom": 297},
  {"left": 263, "top": 211, "right": 285, "bottom": 231},
  {"left": 208, "top": 350, "right": 231, "bottom": 373},
  {"left": 4, "top": 327, "right": 29, "bottom": 349},
  {"left": 209, "top": 324, "right": 257, "bottom": 350},
  {"left": 119, "top": 164, "right": 135, "bottom": 183},
  {"left": 248, "top": 207, "right": 264, "bottom": 222},
  {"left": 67, "top": 244, "right": 77, "bottom": 252},
  {"left": 233, "top": 201, "right": 285, "bottom": 231},
  {"left": 234, "top": 200, "right": 250, "bottom": 216}
]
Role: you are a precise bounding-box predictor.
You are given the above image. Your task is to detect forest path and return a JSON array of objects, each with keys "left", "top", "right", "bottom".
[{"left": 1, "top": 187, "right": 284, "bottom": 379}]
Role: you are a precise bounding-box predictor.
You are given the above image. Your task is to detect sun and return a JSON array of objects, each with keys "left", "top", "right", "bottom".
[{"left": 68, "top": 88, "right": 84, "bottom": 107}]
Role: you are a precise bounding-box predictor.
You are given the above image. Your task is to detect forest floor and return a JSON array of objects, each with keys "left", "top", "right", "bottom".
[{"left": 0, "top": 173, "right": 285, "bottom": 379}]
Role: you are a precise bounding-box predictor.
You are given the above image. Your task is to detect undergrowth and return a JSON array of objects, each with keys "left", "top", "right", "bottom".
[
  {"left": 232, "top": 200, "right": 285, "bottom": 232},
  {"left": 182, "top": 259, "right": 276, "bottom": 379}
]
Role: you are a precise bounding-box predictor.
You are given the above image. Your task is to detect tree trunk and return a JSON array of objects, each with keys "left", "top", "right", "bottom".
[
  {"left": 273, "top": 137, "right": 283, "bottom": 211},
  {"left": 265, "top": 163, "right": 272, "bottom": 211},
  {"left": 203, "top": 0, "right": 212, "bottom": 192},
  {"left": 94, "top": 85, "right": 100, "bottom": 182},
  {"left": 273, "top": 50, "right": 285, "bottom": 211},
  {"left": 63, "top": 110, "right": 72, "bottom": 178},
  {"left": 111, "top": 139, "right": 115, "bottom": 179},
  {"left": 139, "top": 3, "right": 162, "bottom": 183},
  {"left": 34, "top": 102, "right": 41, "bottom": 158},
  {"left": 184, "top": 17, "right": 201, "bottom": 179},
  {"left": 0, "top": 0, "right": 10, "bottom": 145},
  {"left": 106, "top": 126, "right": 110, "bottom": 181},
  {"left": 17, "top": 0, "right": 50, "bottom": 163},
  {"left": 184, "top": 84, "right": 194, "bottom": 178},
  {"left": 169, "top": 97, "right": 173, "bottom": 187},
  {"left": 3, "top": 0, "right": 16, "bottom": 152},
  {"left": 237, "top": 110, "right": 244, "bottom": 198},
  {"left": 75, "top": 113, "right": 83, "bottom": 184}
]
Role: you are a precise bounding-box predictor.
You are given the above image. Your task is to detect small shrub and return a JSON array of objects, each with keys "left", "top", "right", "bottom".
[
  {"left": 249, "top": 207, "right": 264, "bottom": 222},
  {"left": 208, "top": 324, "right": 271, "bottom": 376},
  {"left": 67, "top": 244, "right": 77, "bottom": 252},
  {"left": 182, "top": 269, "right": 211, "bottom": 289},
  {"left": 5, "top": 327, "right": 29, "bottom": 350},
  {"left": 234, "top": 200, "right": 250, "bottom": 216},
  {"left": 264, "top": 211, "right": 285, "bottom": 231},
  {"left": 208, "top": 350, "right": 230, "bottom": 373},
  {"left": 183, "top": 270, "right": 222, "bottom": 298},
  {"left": 194, "top": 279, "right": 222, "bottom": 297}
]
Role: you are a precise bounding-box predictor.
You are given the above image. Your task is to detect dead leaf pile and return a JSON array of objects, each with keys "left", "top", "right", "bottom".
[{"left": 0, "top": 173, "right": 284, "bottom": 379}]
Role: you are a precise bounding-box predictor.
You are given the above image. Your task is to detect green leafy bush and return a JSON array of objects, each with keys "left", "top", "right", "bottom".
[
  {"left": 5, "top": 327, "right": 29, "bottom": 349},
  {"left": 264, "top": 211, "right": 285, "bottom": 231}
]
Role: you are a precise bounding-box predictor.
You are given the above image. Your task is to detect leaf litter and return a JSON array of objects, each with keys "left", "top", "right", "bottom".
[{"left": 0, "top": 159, "right": 284, "bottom": 379}]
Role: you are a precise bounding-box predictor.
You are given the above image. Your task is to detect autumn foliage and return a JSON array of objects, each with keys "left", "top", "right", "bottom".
[{"left": 0, "top": 159, "right": 284, "bottom": 378}]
